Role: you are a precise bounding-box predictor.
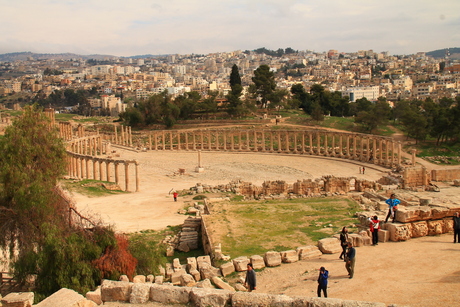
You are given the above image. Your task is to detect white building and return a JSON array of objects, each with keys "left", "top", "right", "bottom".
[{"left": 342, "top": 86, "right": 380, "bottom": 102}]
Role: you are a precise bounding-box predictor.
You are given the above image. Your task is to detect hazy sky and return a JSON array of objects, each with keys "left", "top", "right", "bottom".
[{"left": 1, "top": 0, "right": 459, "bottom": 57}]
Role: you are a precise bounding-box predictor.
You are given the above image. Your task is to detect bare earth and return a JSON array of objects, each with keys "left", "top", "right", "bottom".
[{"left": 73, "top": 149, "right": 460, "bottom": 307}]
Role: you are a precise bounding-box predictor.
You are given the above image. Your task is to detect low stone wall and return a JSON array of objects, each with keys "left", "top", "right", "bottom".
[
  {"left": 188, "top": 177, "right": 383, "bottom": 198},
  {"left": 94, "top": 280, "right": 392, "bottom": 307}
]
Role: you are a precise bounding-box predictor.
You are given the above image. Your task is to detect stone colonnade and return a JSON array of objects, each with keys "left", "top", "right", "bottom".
[
  {"left": 59, "top": 122, "right": 74, "bottom": 141},
  {"left": 112, "top": 125, "right": 133, "bottom": 147},
  {"left": 66, "top": 152, "right": 139, "bottom": 192},
  {"left": 66, "top": 136, "right": 140, "bottom": 192},
  {"left": 146, "top": 129, "right": 401, "bottom": 167}
]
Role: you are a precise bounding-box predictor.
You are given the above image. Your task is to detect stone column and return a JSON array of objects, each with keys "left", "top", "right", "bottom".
[
  {"left": 170, "top": 131, "right": 174, "bottom": 150},
  {"left": 149, "top": 134, "right": 152, "bottom": 150},
  {"left": 372, "top": 138, "right": 377, "bottom": 164},
  {"left": 379, "top": 139, "right": 383, "bottom": 164},
  {"left": 185, "top": 132, "right": 189, "bottom": 150},
  {"left": 317, "top": 132, "right": 321, "bottom": 155},
  {"left": 366, "top": 138, "right": 371, "bottom": 161},
  {"left": 270, "top": 131, "right": 274, "bottom": 152},
  {"left": 114, "top": 162, "right": 120, "bottom": 186},
  {"left": 106, "top": 160, "right": 111, "bottom": 182},
  {"left": 99, "top": 160, "right": 103, "bottom": 181},
  {"left": 208, "top": 130, "right": 212, "bottom": 150},
  {"left": 93, "top": 159, "right": 97, "bottom": 180},
  {"left": 309, "top": 133, "right": 313, "bottom": 154},
  {"left": 246, "top": 131, "right": 250, "bottom": 151},
  {"left": 85, "top": 157, "right": 90, "bottom": 179},
  {"left": 129, "top": 126, "right": 133, "bottom": 147},
  {"left": 293, "top": 132, "right": 298, "bottom": 153},
  {"left": 223, "top": 131, "right": 227, "bottom": 150},
  {"left": 125, "top": 162, "right": 130, "bottom": 192},
  {"left": 261, "top": 130, "right": 265, "bottom": 152},
  {"left": 193, "top": 132, "right": 197, "bottom": 150},
  {"left": 162, "top": 131, "right": 166, "bottom": 150},
  {"left": 200, "top": 131, "right": 204, "bottom": 150},
  {"left": 346, "top": 135, "right": 350, "bottom": 158},
  {"left": 231, "top": 131, "right": 235, "bottom": 151},
  {"left": 397, "top": 143, "right": 402, "bottom": 165},
  {"left": 386, "top": 140, "right": 390, "bottom": 165},
  {"left": 331, "top": 134, "right": 335, "bottom": 157},
  {"left": 121, "top": 126, "right": 125, "bottom": 145},
  {"left": 301, "top": 132, "right": 306, "bottom": 154},
  {"left": 324, "top": 133, "right": 328, "bottom": 156},
  {"left": 285, "top": 131, "right": 289, "bottom": 153},
  {"left": 177, "top": 131, "right": 181, "bottom": 151},
  {"left": 80, "top": 157, "right": 85, "bottom": 179},
  {"left": 135, "top": 160, "right": 140, "bottom": 192},
  {"left": 238, "top": 131, "right": 242, "bottom": 150},
  {"left": 253, "top": 130, "right": 257, "bottom": 152},
  {"left": 353, "top": 135, "right": 357, "bottom": 159},
  {"left": 277, "top": 131, "right": 281, "bottom": 152},
  {"left": 412, "top": 149, "right": 417, "bottom": 165}
]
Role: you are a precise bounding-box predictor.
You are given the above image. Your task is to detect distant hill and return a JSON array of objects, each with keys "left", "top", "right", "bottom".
[
  {"left": 426, "top": 47, "right": 460, "bottom": 59},
  {"left": 0, "top": 52, "right": 118, "bottom": 62}
]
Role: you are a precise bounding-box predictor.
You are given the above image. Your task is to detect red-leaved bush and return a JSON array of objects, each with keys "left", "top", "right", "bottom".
[{"left": 93, "top": 234, "right": 138, "bottom": 280}]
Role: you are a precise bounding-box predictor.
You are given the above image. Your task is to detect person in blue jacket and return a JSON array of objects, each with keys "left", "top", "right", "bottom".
[
  {"left": 317, "top": 266, "right": 329, "bottom": 297},
  {"left": 384, "top": 194, "right": 400, "bottom": 223}
]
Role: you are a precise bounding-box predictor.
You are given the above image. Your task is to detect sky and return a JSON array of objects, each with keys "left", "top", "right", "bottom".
[{"left": 0, "top": 0, "right": 459, "bottom": 57}]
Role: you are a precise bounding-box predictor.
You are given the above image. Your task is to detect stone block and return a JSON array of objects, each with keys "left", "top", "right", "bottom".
[
  {"left": 190, "top": 268, "right": 201, "bottom": 281},
  {"left": 220, "top": 261, "right": 236, "bottom": 277},
  {"left": 396, "top": 206, "right": 432, "bottom": 223},
  {"left": 250, "top": 255, "right": 266, "bottom": 269},
  {"left": 187, "top": 257, "right": 197, "bottom": 272},
  {"left": 132, "top": 275, "right": 146, "bottom": 283},
  {"left": 190, "top": 288, "right": 233, "bottom": 307},
  {"left": 130, "top": 283, "right": 151, "bottom": 304},
  {"left": 264, "top": 251, "right": 282, "bottom": 267},
  {"left": 280, "top": 250, "right": 298, "bottom": 263},
  {"left": 297, "top": 246, "right": 322, "bottom": 260},
  {"left": 231, "top": 292, "right": 293, "bottom": 307},
  {"left": 318, "top": 238, "right": 341, "bottom": 254},
  {"left": 431, "top": 207, "right": 450, "bottom": 220},
  {"left": 427, "top": 220, "right": 444, "bottom": 235},
  {"left": 100, "top": 280, "right": 132, "bottom": 302},
  {"left": 1, "top": 292, "right": 34, "bottom": 307},
  {"left": 173, "top": 258, "right": 182, "bottom": 271},
  {"left": 171, "top": 269, "right": 186, "bottom": 285},
  {"left": 349, "top": 234, "right": 363, "bottom": 247},
  {"left": 119, "top": 275, "right": 129, "bottom": 282},
  {"left": 180, "top": 273, "right": 197, "bottom": 287},
  {"left": 361, "top": 235, "right": 372, "bottom": 246},
  {"left": 378, "top": 230, "right": 389, "bottom": 243},
  {"left": 86, "top": 287, "right": 102, "bottom": 305},
  {"left": 154, "top": 276, "right": 164, "bottom": 284},
  {"left": 308, "top": 297, "right": 345, "bottom": 306},
  {"left": 195, "top": 278, "right": 214, "bottom": 289},
  {"left": 341, "top": 299, "right": 387, "bottom": 306},
  {"left": 211, "top": 276, "right": 236, "bottom": 291},
  {"left": 196, "top": 255, "right": 212, "bottom": 270},
  {"left": 146, "top": 274, "right": 154, "bottom": 283},
  {"left": 233, "top": 256, "right": 250, "bottom": 272},
  {"left": 386, "top": 223, "right": 412, "bottom": 241},
  {"left": 150, "top": 284, "right": 192, "bottom": 304},
  {"left": 35, "top": 288, "right": 96, "bottom": 307},
  {"left": 443, "top": 218, "right": 454, "bottom": 233},
  {"left": 199, "top": 262, "right": 218, "bottom": 280},
  {"left": 411, "top": 221, "right": 428, "bottom": 237}
]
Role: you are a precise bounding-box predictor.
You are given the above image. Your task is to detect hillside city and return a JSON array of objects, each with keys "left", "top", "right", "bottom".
[{"left": 0, "top": 48, "right": 459, "bottom": 116}]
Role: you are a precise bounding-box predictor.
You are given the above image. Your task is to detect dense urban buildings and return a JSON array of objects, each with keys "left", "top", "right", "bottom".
[{"left": 0, "top": 49, "right": 458, "bottom": 115}]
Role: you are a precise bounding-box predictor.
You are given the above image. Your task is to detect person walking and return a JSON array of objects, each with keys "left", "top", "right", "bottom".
[
  {"left": 345, "top": 242, "right": 356, "bottom": 279},
  {"left": 339, "top": 227, "right": 349, "bottom": 260},
  {"left": 384, "top": 194, "right": 400, "bottom": 223},
  {"left": 453, "top": 212, "right": 460, "bottom": 243},
  {"left": 173, "top": 191, "right": 178, "bottom": 202},
  {"left": 317, "top": 266, "right": 329, "bottom": 298},
  {"left": 369, "top": 215, "right": 380, "bottom": 245},
  {"left": 245, "top": 263, "right": 256, "bottom": 292}
]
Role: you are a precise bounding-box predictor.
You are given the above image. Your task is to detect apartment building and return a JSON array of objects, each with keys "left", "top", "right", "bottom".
[{"left": 342, "top": 86, "right": 380, "bottom": 102}]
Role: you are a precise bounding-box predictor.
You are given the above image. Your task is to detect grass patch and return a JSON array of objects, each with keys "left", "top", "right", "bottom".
[
  {"left": 62, "top": 179, "right": 127, "bottom": 197},
  {"left": 205, "top": 197, "right": 359, "bottom": 258}
]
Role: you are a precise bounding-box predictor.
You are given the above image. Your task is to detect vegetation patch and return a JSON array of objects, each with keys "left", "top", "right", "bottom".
[
  {"left": 63, "top": 179, "right": 127, "bottom": 197},
  {"left": 204, "top": 197, "right": 359, "bottom": 258}
]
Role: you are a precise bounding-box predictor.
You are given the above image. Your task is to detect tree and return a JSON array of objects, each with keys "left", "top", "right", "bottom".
[
  {"left": 250, "top": 65, "right": 276, "bottom": 108},
  {"left": 227, "top": 64, "right": 249, "bottom": 117}
]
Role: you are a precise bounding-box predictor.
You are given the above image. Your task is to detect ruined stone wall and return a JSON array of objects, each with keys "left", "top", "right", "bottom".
[
  {"left": 431, "top": 168, "right": 460, "bottom": 181},
  {"left": 402, "top": 165, "right": 429, "bottom": 188}
]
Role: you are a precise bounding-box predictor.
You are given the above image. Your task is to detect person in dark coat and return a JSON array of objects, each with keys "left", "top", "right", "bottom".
[
  {"left": 245, "top": 263, "right": 256, "bottom": 292},
  {"left": 345, "top": 242, "right": 356, "bottom": 279},
  {"left": 453, "top": 212, "right": 460, "bottom": 243},
  {"left": 317, "top": 266, "right": 329, "bottom": 298},
  {"left": 339, "top": 227, "right": 349, "bottom": 261}
]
